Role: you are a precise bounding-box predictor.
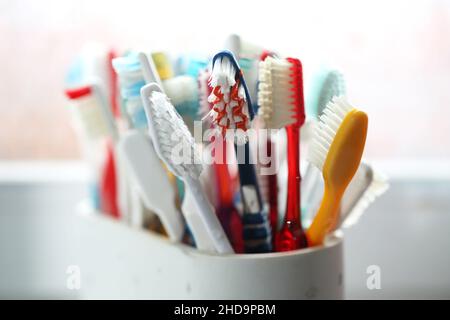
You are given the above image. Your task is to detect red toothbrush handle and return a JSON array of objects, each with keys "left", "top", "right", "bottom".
[
  {"left": 275, "top": 125, "right": 307, "bottom": 251},
  {"left": 214, "top": 138, "right": 234, "bottom": 206},
  {"left": 212, "top": 136, "right": 243, "bottom": 252},
  {"left": 100, "top": 141, "right": 121, "bottom": 219}
]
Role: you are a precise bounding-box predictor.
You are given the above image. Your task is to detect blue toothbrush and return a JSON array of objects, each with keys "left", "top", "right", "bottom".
[{"left": 208, "top": 50, "right": 271, "bottom": 253}]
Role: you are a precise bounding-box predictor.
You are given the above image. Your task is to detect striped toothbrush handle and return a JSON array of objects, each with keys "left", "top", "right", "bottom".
[
  {"left": 242, "top": 209, "right": 272, "bottom": 253},
  {"left": 235, "top": 142, "right": 272, "bottom": 253}
]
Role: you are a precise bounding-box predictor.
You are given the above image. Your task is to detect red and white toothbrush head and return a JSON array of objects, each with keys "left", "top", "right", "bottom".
[
  {"left": 207, "top": 51, "right": 255, "bottom": 138},
  {"left": 258, "top": 56, "right": 305, "bottom": 130}
]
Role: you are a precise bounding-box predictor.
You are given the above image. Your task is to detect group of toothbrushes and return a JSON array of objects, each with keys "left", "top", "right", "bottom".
[{"left": 64, "top": 36, "right": 388, "bottom": 255}]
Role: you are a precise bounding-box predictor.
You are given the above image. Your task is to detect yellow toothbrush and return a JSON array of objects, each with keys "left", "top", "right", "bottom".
[{"left": 306, "top": 96, "right": 368, "bottom": 246}]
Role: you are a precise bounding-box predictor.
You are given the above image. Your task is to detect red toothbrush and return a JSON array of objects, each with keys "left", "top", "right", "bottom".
[{"left": 258, "top": 57, "right": 307, "bottom": 251}]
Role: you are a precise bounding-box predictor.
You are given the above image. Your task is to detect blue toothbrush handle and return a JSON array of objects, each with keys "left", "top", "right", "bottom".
[{"left": 235, "top": 142, "right": 272, "bottom": 253}]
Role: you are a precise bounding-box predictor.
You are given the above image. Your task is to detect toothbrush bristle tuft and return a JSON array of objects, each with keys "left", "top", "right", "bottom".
[
  {"left": 257, "top": 57, "right": 305, "bottom": 129},
  {"left": 112, "top": 54, "right": 147, "bottom": 128},
  {"left": 309, "top": 96, "right": 354, "bottom": 171},
  {"left": 147, "top": 91, "right": 203, "bottom": 179}
]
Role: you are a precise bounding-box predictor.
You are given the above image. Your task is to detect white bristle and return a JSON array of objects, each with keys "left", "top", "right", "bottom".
[
  {"left": 70, "top": 94, "right": 110, "bottom": 140},
  {"left": 257, "top": 57, "right": 298, "bottom": 129},
  {"left": 308, "top": 96, "right": 354, "bottom": 170},
  {"left": 146, "top": 91, "right": 203, "bottom": 179},
  {"left": 198, "top": 69, "right": 211, "bottom": 119}
]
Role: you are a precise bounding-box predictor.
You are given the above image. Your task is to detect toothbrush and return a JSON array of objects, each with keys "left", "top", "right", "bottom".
[
  {"left": 138, "top": 52, "right": 163, "bottom": 86},
  {"left": 207, "top": 50, "right": 271, "bottom": 253},
  {"left": 175, "top": 55, "right": 209, "bottom": 78},
  {"left": 140, "top": 51, "right": 200, "bottom": 128},
  {"left": 141, "top": 83, "right": 233, "bottom": 254},
  {"left": 112, "top": 54, "right": 154, "bottom": 226},
  {"left": 88, "top": 83, "right": 121, "bottom": 220},
  {"left": 107, "top": 50, "right": 120, "bottom": 118},
  {"left": 65, "top": 84, "right": 121, "bottom": 218},
  {"left": 112, "top": 54, "right": 148, "bottom": 129},
  {"left": 65, "top": 46, "right": 130, "bottom": 221},
  {"left": 258, "top": 56, "right": 308, "bottom": 251},
  {"left": 138, "top": 52, "right": 188, "bottom": 204},
  {"left": 199, "top": 69, "right": 244, "bottom": 253},
  {"left": 139, "top": 52, "right": 215, "bottom": 249},
  {"left": 255, "top": 52, "right": 279, "bottom": 247},
  {"left": 224, "top": 34, "right": 266, "bottom": 60},
  {"left": 307, "top": 96, "right": 368, "bottom": 246},
  {"left": 339, "top": 162, "right": 389, "bottom": 228},
  {"left": 151, "top": 52, "right": 174, "bottom": 80},
  {"left": 139, "top": 52, "right": 214, "bottom": 247},
  {"left": 302, "top": 160, "right": 388, "bottom": 230},
  {"left": 306, "top": 69, "right": 345, "bottom": 120},
  {"left": 117, "top": 131, "right": 185, "bottom": 241},
  {"left": 302, "top": 70, "right": 346, "bottom": 221},
  {"left": 113, "top": 54, "right": 186, "bottom": 234}
]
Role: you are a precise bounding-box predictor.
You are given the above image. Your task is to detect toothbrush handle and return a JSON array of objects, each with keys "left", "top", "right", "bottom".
[
  {"left": 184, "top": 176, "right": 234, "bottom": 254},
  {"left": 285, "top": 125, "right": 301, "bottom": 222},
  {"left": 301, "top": 163, "right": 323, "bottom": 227},
  {"left": 306, "top": 185, "right": 342, "bottom": 246},
  {"left": 138, "top": 52, "right": 163, "bottom": 87},
  {"left": 276, "top": 125, "right": 307, "bottom": 251},
  {"left": 235, "top": 142, "right": 272, "bottom": 253},
  {"left": 182, "top": 186, "right": 216, "bottom": 253},
  {"left": 235, "top": 142, "right": 263, "bottom": 208},
  {"left": 100, "top": 142, "right": 121, "bottom": 219}
]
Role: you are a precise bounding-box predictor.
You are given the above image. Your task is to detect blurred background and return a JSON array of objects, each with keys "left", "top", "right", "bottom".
[{"left": 1, "top": 0, "right": 449, "bottom": 299}]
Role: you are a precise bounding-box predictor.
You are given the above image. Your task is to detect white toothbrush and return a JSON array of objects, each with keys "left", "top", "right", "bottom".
[
  {"left": 91, "top": 83, "right": 136, "bottom": 223},
  {"left": 65, "top": 82, "right": 125, "bottom": 219},
  {"left": 340, "top": 162, "right": 389, "bottom": 228},
  {"left": 302, "top": 161, "right": 388, "bottom": 230},
  {"left": 141, "top": 83, "right": 233, "bottom": 254},
  {"left": 139, "top": 52, "right": 217, "bottom": 250},
  {"left": 181, "top": 182, "right": 216, "bottom": 252},
  {"left": 117, "top": 131, "right": 184, "bottom": 240}
]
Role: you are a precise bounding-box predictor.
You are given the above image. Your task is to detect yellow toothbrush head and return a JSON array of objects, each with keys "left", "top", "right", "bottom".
[{"left": 307, "top": 96, "right": 368, "bottom": 246}]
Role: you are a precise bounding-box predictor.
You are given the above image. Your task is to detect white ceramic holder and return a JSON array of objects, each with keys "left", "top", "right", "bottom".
[{"left": 74, "top": 210, "right": 344, "bottom": 299}]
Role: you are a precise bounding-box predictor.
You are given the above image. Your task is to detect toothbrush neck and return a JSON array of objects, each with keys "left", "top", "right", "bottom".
[{"left": 214, "top": 139, "right": 234, "bottom": 206}]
